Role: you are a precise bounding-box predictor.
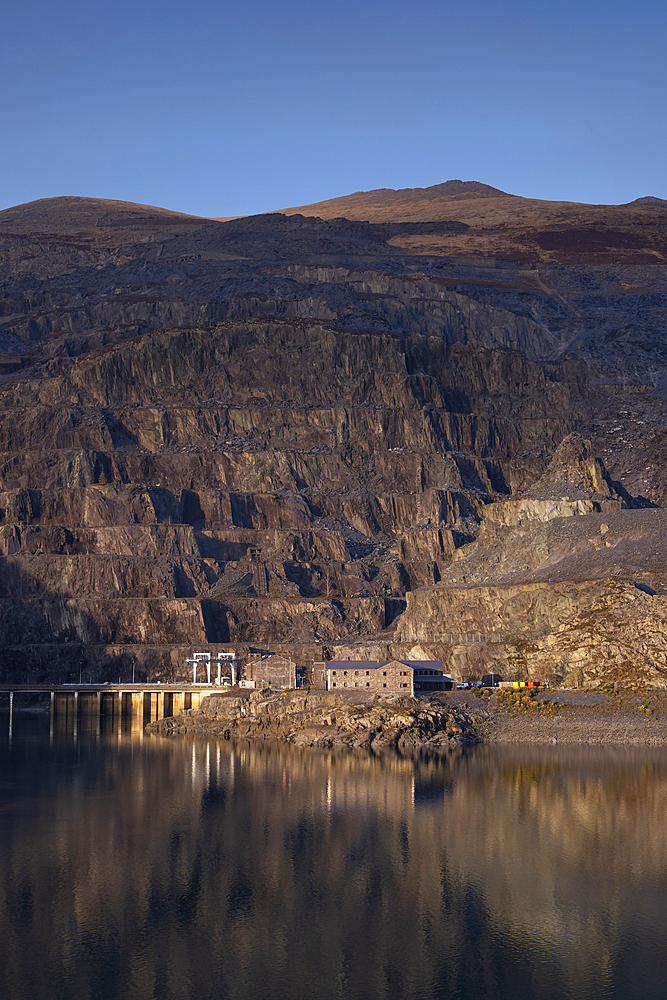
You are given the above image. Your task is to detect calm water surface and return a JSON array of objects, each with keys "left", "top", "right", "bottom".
[{"left": 1, "top": 712, "right": 667, "bottom": 1000}]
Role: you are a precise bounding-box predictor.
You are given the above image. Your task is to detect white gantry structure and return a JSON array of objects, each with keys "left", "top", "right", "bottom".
[{"left": 185, "top": 651, "right": 240, "bottom": 686}]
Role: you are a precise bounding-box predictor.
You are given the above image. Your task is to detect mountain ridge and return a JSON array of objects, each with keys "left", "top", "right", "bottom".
[{"left": 4, "top": 179, "right": 667, "bottom": 234}]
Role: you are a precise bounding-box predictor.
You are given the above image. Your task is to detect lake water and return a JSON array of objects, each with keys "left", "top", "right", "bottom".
[{"left": 1, "top": 712, "right": 667, "bottom": 1000}]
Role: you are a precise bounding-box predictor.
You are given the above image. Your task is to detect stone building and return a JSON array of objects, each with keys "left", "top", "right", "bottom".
[
  {"left": 324, "top": 659, "right": 451, "bottom": 696},
  {"left": 245, "top": 654, "right": 296, "bottom": 689},
  {"left": 326, "top": 660, "right": 413, "bottom": 695}
]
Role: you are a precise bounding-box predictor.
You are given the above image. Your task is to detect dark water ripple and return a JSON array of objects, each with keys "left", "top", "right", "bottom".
[{"left": 1, "top": 712, "right": 667, "bottom": 1000}]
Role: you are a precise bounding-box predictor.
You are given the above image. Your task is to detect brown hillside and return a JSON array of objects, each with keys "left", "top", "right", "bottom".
[
  {"left": 0, "top": 196, "right": 205, "bottom": 241},
  {"left": 278, "top": 180, "right": 667, "bottom": 265}
]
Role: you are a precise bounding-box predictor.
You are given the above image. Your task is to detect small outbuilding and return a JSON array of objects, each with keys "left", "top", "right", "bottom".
[{"left": 411, "top": 661, "right": 454, "bottom": 693}]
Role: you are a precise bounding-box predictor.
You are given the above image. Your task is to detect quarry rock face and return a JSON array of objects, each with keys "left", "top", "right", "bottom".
[
  {"left": 1, "top": 186, "right": 667, "bottom": 686},
  {"left": 397, "top": 439, "right": 667, "bottom": 687}
]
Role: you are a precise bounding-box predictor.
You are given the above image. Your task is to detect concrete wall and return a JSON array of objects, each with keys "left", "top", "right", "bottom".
[
  {"left": 308, "top": 661, "right": 327, "bottom": 689},
  {"left": 246, "top": 654, "right": 296, "bottom": 689}
]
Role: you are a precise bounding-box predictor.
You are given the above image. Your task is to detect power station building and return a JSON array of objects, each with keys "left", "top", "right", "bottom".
[{"left": 322, "top": 660, "right": 452, "bottom": 697}]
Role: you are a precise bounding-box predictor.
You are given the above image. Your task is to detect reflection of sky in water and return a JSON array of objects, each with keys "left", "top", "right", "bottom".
[{"left": 1, "top": 714, "right": 667, "bottom": 1000}]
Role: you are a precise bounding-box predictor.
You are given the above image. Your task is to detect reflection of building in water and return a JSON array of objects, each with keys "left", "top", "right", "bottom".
[
  {"left": 3, "top": 730, "right": 667, "bottom": 1000},
  {"left": 323, "top": 659, "right": 453, "bottom": 695},
  {"left": 413, "top": 770, "right": 453, "bottom": 807}
]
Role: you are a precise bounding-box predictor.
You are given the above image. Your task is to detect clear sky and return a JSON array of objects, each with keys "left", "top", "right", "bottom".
[{"left": 2, "top": 0, "right": 666, "bottom": 217}]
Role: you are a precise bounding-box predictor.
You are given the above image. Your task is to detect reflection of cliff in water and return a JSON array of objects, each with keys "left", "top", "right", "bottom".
[{"left": 1, "top": 726, "right": 667, "bottom": 1000}]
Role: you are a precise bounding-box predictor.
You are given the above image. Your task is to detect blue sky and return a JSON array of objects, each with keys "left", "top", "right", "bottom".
[{"left": 2, "top": 0, "right": 665, "bottom": 216}]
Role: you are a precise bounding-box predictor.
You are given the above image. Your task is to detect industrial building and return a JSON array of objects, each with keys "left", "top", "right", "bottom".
[
  {"left": 323, "top": 660, "right": 452, "bottom": 697},
  {"left": 244, "top": 653, "right": 297, "bottom": 689}
]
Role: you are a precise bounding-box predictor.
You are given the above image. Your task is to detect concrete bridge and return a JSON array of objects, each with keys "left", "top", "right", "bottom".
[{"left": 0, "top": 683, "right": 217, "bottom": 728}]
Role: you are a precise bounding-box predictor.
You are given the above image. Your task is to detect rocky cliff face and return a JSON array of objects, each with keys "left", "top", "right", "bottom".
[
  {"left": 1, "top": 187, "right": 666, "bottom": 684},
  {"left": 397, "top": 436, "right": 667, "bottom": 687}
]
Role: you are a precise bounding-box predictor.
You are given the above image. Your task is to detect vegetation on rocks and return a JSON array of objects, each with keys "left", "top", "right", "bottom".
[{"left": 497, "top": 688, "right": 558, "bottom": 713}]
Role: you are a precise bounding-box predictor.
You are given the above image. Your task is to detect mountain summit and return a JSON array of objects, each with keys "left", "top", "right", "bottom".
[{"left": 277, "top": 179, "right": 667, "bottom": 262}]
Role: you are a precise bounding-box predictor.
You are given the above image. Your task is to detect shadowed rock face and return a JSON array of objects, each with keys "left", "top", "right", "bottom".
[{"left": 1, "top": 187, "right": 667, "bottom": 684}]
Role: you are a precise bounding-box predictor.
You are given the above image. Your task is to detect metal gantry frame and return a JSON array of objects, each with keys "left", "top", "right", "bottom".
[{"left": 185, "top": 652, "right": 240, "bottom": 686}]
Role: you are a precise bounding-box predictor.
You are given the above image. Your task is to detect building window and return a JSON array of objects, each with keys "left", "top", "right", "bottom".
[
  {"left": 332, "top": 682, "right": 336, "bottom": 687},
  {"left": 366, "top": 671, "right": 370, "bottom": 675},
  {"left": 344, "top": 671, "right": 347, "bottom": 675},
  {"left": 355, "top": 682, "right": 358, "bottom": 687},
  {"left": 383, "top": 683, "right": 387, "bottom": 688},
  {"left": 332, "top": 671, "right": 336, "bottom": 675},
  {"left": 366, "top": 683, "right": 370, "bottom": 687},
  {"left": 383, "top": 671, "right": 387, "bottom": 676}
]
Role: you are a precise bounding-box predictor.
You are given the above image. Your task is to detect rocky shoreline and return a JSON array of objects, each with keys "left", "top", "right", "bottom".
[
  {"left": 145, "top": 687, "right": 667, "bottom": 749},
  {"left": 146, "top": 689, "right": 487, "bottom": 751}
]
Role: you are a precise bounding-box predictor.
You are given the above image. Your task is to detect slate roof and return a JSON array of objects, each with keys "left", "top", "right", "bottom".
[
  {"left": 325, "top": 659, "right": 446, "bottom": 673},
  {"left": 397, "top": 660, "right": 444, "bottom": 672},
  {"left": 326, "top": 660, "right": 389, "bottom": 671}
]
